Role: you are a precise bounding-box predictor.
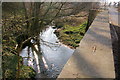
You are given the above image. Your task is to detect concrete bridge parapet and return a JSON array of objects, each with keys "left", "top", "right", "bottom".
[{"left": 58, "top": 10, "right": 115, "bottom": 78}]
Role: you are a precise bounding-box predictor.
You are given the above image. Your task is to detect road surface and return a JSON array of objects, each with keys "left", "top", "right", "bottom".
[
  {"left": 109, "top": 6, "right": 120, "bottom": 26},
  {"left": 109, "top": 6, "right": 120, "bottom": 79}
]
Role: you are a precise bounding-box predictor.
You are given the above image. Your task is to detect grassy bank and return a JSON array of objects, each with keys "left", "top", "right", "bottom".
[
  {"left": 55, "top": 22, "right": 87, "bottom": 49},
  {"left": 2, "top": 8, "right": 36, "bottom": 78},
  {"left": 2, "top": 14, "right": 36, "bottom": 78},
  {"left": 3, "top": 52, "right": 36, "bottom": 78}
]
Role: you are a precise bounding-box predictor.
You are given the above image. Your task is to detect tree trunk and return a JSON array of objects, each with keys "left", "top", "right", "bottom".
[
  {"left": 16, "top": 48, "right": 21, "bottom": 79},
  {"left": 23, "top": 2, "right": 30, "bottom": 34},
  {"left": 27, "top": 46, "right": 30, "bottom": 61},
  {"left": 85, "top": 9, "right": 98, "bottom": 32}
]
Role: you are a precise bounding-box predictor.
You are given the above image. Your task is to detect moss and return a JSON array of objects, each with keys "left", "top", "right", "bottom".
[
  {"left": 56, "top": 22, "right": 87, "bottom": 49},
  {"left": 2, "top": 53, "right": 36, "bottom": 79},
  {"left": 20, "top": 65, "right": 36, "bottom": 78}
]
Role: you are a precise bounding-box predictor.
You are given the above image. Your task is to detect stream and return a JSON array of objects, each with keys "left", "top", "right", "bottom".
[{"left": 20, "top": 26, "right": 74, "bottom": 78}]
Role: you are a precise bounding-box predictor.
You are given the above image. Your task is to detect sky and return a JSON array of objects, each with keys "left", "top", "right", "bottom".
[{"left": 107, "top": 0, "right": 120, "bottom": 2}]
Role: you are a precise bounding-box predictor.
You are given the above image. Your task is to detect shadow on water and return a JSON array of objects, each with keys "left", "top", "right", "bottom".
[{"left": 20, "top": 26, "right": 74, "bottom": 78}]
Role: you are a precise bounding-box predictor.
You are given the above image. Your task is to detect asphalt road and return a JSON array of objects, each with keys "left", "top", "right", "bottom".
[
  {"left": 109, "top": 6, "right": 119, "bottom": 26},
  {"left": 109, "top": 6, "right": 120, "bottom": 79}
]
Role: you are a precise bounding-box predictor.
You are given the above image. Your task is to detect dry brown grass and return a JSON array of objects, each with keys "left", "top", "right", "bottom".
[{"left": 55, "top": 11, "right": 88, "bottom": 27}]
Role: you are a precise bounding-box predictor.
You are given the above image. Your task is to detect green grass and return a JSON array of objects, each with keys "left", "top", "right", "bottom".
[
  {"left": 2, "top": 13, "right": 36, "bottom": 78},
  {"left": 58, "top": 22, "right": 87, "bottom": 48},
  {"left": 2, "top": 52, "right": 36, "bottom": 78}
]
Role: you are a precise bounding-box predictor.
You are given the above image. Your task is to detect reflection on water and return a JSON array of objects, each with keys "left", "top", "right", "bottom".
[{"left": 20, "top": 26, "right": 74, "bottom": 78}]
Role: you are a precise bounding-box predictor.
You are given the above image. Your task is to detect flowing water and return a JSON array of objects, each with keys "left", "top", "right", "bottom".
[{"left": 20, "top": 26, "right": 74, "bottom": 78}]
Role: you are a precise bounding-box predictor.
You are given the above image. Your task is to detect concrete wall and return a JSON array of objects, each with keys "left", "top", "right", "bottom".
[{"left": 58, "top": 10, "right": 115, "bottom": 78}]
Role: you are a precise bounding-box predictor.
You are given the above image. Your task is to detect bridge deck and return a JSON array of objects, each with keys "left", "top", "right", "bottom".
[{"left": 58, "top": 10, "right": 115, "bottom": 78}]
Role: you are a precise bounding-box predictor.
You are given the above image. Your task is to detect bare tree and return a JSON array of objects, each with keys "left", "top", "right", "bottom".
[{"left": 3, "top": 2, "right": 100, "bottom": 78}]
